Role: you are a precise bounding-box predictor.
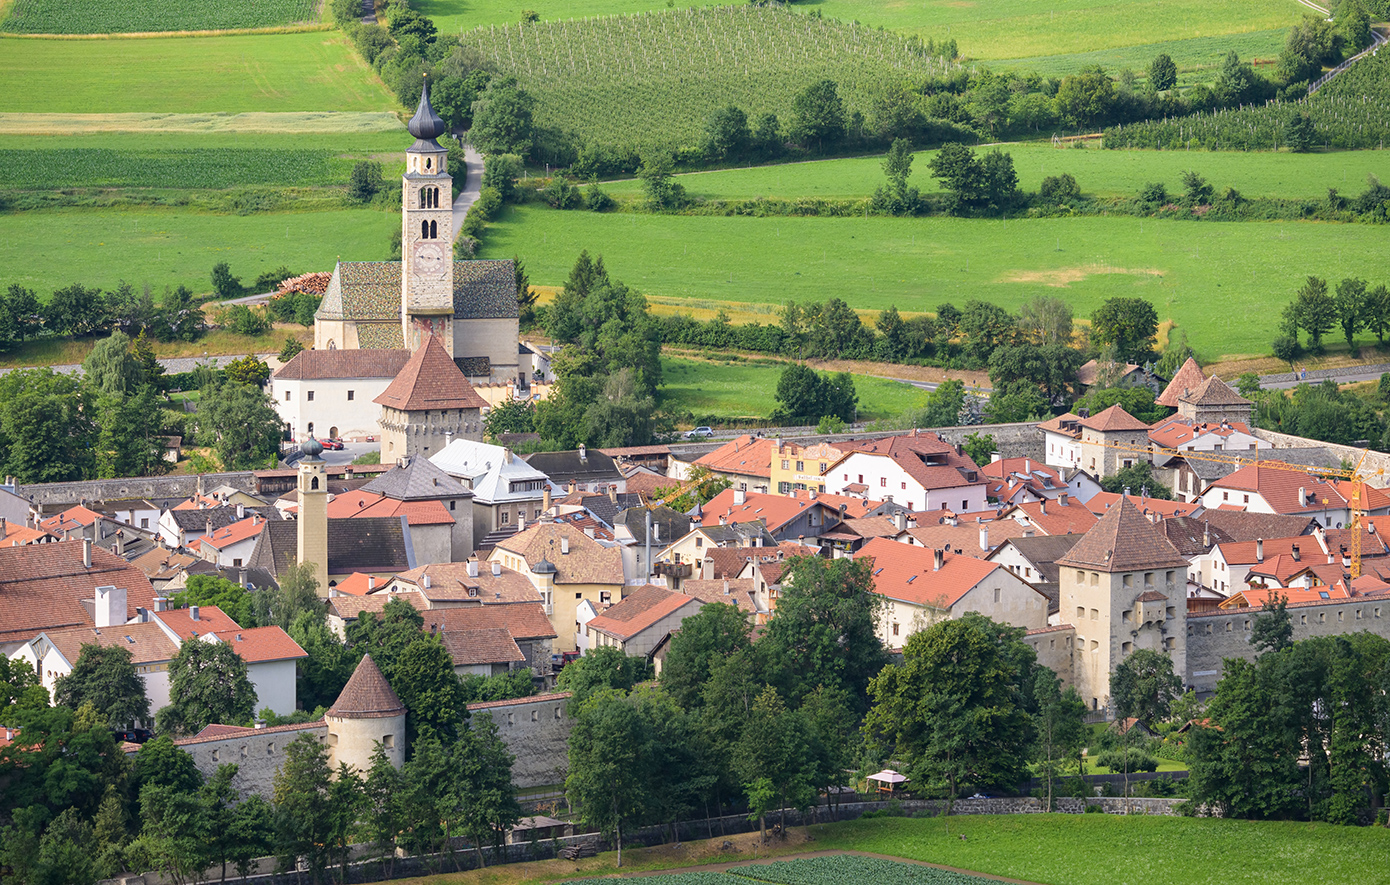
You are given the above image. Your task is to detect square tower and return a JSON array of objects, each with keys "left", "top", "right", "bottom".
[
  {"left": 1055, "top": 495, "right": 1189, "bottom": 712},
  {"left": 401, "top": 79, "right": 455, "bottom": 355},
  {"left": 296, "top": 438, "right": 329, "bottom": 592}
]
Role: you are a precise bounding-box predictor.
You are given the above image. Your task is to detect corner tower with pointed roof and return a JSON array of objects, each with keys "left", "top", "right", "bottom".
[
  {"left": 375, "top": 335, "right": 488, "bottom": 461},
  {"left": 1055, "top": 495, "right": 1189, "bottom": 710},
  {"left": 326, "top": 653, "right": 406, "bottom": 772},
  {"left": 401, "top": 77, "right": 455, "bottom": 356}
]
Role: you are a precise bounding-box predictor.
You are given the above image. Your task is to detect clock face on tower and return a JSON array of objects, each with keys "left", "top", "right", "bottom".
[{"left": 412, "top": 242, "right": 446, "bottom": 279}]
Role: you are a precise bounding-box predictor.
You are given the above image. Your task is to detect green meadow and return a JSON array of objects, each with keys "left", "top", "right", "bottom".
[
  {"left": 478, "top": 205, "right": 1389, "bottom": 360},
  {"left": 0, "top": 33, "right": 396, "bottom": 113},
  {"left": 661, "top": 356, "right": 922, "bottom": 420},
  {"left": 994, "top": 29, "right": 1292, "bottom": 79},
  {"left": 0, "top": 207, "right": 394, "bottom": 295},
  {"left": 805, "top": 816, "right": 1390, "bottom": 885},
  {"left": 598, "top": 143, "right": 1390, "bottom": 202}
]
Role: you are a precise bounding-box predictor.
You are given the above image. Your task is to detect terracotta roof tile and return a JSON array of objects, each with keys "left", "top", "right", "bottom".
[
  {"left": 214, "top": 626, "right": 308, "bottom": 663},
  {"left": 680, "top": 578, "right": 759, "bottom": 614},
  {"left": 700, "top": 489, "right": 833, "bottom": 534},
  {"left": 906, "top": 518, "right": 1030, "bottom": 556},
  {"left": 440, "top": 627, "right": 526, "bottom": 666},
  {"left": 154, "top": 605, "right": 241, "bottom": 638},
  {"left": 176, "top": 720, "right": 324, "bottom": 746},
  {"left": 39, "top": 505, "right": 103, "bottom": 533},
  {"left": 374, "top": 336, "right": 488, "bottom": 412},
  {"left": 695, "top": 435, "right": 776, "bottom": 479},
  {"left": 1209, "top": 463, "right": 1347, "bottom": 515},
  {"left": 832, "top": 432, "right": 983, "bottom": 492},
  {"left": 467, "top": 690, "right": 569, "bottom": 711},
  {"left": 1156, "top": 357, "right": 1205, "bottom": 407},
  {"left": 1084, "top": 493, "right": 1201, "bottom": 519},
  {"left": 1038, "top": 412, "right": 1083, "bottom": 438},
  {"left": 0, "top": 541, "right": 156, "bottom": 646},
  {"left": 198, "top": 516, "right": 270, "bottom": 551},
  {"left": 1078, "top": 404, "right": 1151, "bottom": 433},
  {"left": 327, "top": 654, "right": 405, "bottom": 719},
  {"left": 425, "top": 602, "right": 557, "bottom": 640},
  {"left": 494, "top": 522, "right": 622, "bottom": 586},
  {"left": 858, "top": 537, "right": 1001, "bottom": 609},
  {"left": 1076, "top": 359, "right": 1139, "bottom": 387},
  {"left": 1181, "top": 375, "right": 1250, "bottom": 407},
  {"left": 1056, "top": 496, "right": 1188, "bottom": 572},
  {"left": 327, "top": 590, "right": 427, "bottom": 620},
  {"left": 393, "top": 562, "right": 540, "bottom": 604},
  {"left": 585, "top": 585, "right": 701, "bottom": 641},
  {"left": 1006, "top": 498, "right": 1098, "bottom": 536},
  {"left": 702, "top": 546, "right": 758, "bottom": 579},
  {"left": 39, "top": 621, "right": 180, "bottom": 666}
]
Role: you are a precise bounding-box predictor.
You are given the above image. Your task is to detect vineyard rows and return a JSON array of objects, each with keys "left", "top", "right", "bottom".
[
  {"left": 0, "top": 149, "right": 365, "bottom": 190},
  {"left": 2, "top": 0, "right": 320, "bottom": 33},
  {"left": 466, "top": 6, "right": 963, "bottom": 149},
  {"left": 1105, "top": 46, "right": 1390, "bottom": 151},
  {"left": 556, "top": 855, "right": 997, "bottom": 885}
]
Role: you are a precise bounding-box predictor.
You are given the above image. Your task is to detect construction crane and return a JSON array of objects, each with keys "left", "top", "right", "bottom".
[{"left": 1086, "top": 438, "right": 1384, "bottom": 578}]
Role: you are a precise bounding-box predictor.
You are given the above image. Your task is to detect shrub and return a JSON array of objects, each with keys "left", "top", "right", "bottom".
[
  {"left": 585, "top": 182, "right": 615, "bottom": 211},
  {"left": 1084, "top": 802, "right": 1106, "bottom": 813},
  {"left": 1139, "top": 182, "right": 1168, "bottom": 204},
  {"left": 1039, "top": 172, "right": 1081, "bottom": 203},
  {"left": 348, "top": 160, "right": 384, "bottom": 202},
  {"left": 541, "top": 175, "right": 583, "bottom": 209},
  {"left": 482, "top": 153, "right": 525, "bottom": 202},
  {"left": 1095, "top": 748, "right": 1159, "bottom": 772},
  {"left": 222, "top": 305, "right": 270, "bottom": 337}
]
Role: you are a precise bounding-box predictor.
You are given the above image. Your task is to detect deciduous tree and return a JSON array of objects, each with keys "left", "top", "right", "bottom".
[
  {"left": 54, "top": 644, "right": 150, "bottom": 730},
  {"left": 156, "top": 640, "right": 257, "bottom": 736}
]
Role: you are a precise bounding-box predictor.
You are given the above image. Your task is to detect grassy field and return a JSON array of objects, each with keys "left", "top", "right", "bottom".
[
  {"left": 598, "top": 142, "right": 1390, "bottom": 202},
  {"left": 661, "top": 356, "right": 922, "bottom": 420},
  {"left": 479, "top": 205, "right": 1389, "bottom": 360},
  {"left": 0, "top": 112, "right": 404, "bottom": 136},
  {"left": 0, "top": 207, "right": 394, "bottom": 295},
  {"left": 803, "top": 816, "right": 1390, "bottom": 885},
  {"left": 994, "top": 29, "right": 1291, "bottom": 79},
  {"left": 0, "top": 33, "right": 396, "bottom": 114},
  {"left": 425, "top": 0, "right": 1303, "bottom": 63},
  {"left": 2, "top": 0, "right": 320, "bottom": 34}
]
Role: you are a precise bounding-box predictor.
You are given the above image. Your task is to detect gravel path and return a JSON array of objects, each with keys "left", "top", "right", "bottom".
[{"left": 452, "top": 144, "right": 483, "bottom": 242}]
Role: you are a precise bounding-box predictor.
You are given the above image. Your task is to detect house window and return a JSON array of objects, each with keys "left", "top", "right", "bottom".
[
  {"left": 1123, "top": 575, "right": 1133, "bottom": 587},
  {"left": 1090, "top": 572, "right": 1099, "bottom": 586},
  {"left": 796, "top": 461, "right": 804, "bottom": 472},
  {"left": 450, "top": 501, "right": 456, "bottom": 510},
  {"left": 696, "top": 536, "right": 703, "bottom": 548},
  {"left": 531, "top": 710, "right": 539, "bottom": 722},
  {"left": 781, "top": 460, "right": 789, "bottom": 470},
  {"left": 901, "top": 482, "right": 907, "bottom": 490},
  {"left": 880, "top": 477, "right": 887, "bottom": 487},
  {"left": 232, "top": 558, "right": 242, "bottom": 567},
  {"left": 1222, "top": 492, "right": 1228, "bottom": 501},
  {"left": 1076, "top": 571, "right": 1085, "bottom": 583},
  {"left": 892, "top": 622, "right": 900, "bottom": 637},
  {"left": 993, "top": 587, "right": 1000, "bottom": 603},
  {"left": 383, "top": 734, "right": 394, "bottom": 748},
  {"left": 347, "top": 390, "right": 355, "bottom": 401},
  {"left": 140, "top": 518, "right": 149, "bottom": 528},
  {"left": 284, "top": 391, "right": 291, "bottom": 401},
  {"left": 1076, "top": 606, "right": 1085, "bottom": 620},
  {"left": 858, "top": 475, "right": 864, "bottom": 484},
  {"left": 307, "top": 391, "right": 314, "bottom": 402},
  {"left": 1090, "top": 609, "right": 1098, "bottom": 620},
  {"left": 1242, "top": 494, "right": 1249, "bottom": 504},
  {"left": 501, "top": 512, "right": 509, "bottom": 524}
]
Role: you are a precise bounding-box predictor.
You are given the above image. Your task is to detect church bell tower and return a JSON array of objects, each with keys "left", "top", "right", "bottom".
[{"left": 401, "top": 77, "right": 455, "bottom": 355}]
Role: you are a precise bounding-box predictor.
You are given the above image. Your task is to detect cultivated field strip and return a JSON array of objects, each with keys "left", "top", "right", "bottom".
[{"left": 2, "top": 0, "right": 320, "bottom": 33}]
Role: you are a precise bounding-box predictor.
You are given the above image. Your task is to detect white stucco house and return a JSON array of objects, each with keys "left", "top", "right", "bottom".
[
  {"left": 431, "top": 439, "right": 551, "bottom": 547},
  {"left": 270, "top": 348, "right": 411, "bottom": 442},
  {"left": 824, "top": 432, "right": 987, "bottom": 514}
]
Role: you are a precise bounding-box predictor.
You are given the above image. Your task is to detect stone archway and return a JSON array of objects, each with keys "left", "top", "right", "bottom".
[{"left": 329, "top": 426, "right": 339, "bottom": 439}]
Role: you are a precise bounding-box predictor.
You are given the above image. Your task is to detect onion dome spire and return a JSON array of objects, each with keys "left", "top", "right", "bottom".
[{"left": 407, "top": 75, "right": 446, "bottom": 147}]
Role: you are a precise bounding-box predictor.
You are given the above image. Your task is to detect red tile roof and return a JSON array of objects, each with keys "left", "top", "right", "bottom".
[
  {"left": 1056, "top": 496, "right": 1188, "bottom": 572},
  {"left": 154, "top": 605, "right": 241, "bottom": 639},
  {"left": 586, "top": 584, "right": 701, "bottom": 641},
  {"left": 425, "top": 603, "right": 558, "bottom": 641},
  {"left": 394, "top": 562, "right": 540, "bottom": 604},
  {"left": 1156, "top": 357, "right": 1206, "bottom": 407},
  {"left": 1007, "top": 498, "right": 1098, "bottom": 536},
  {"left": 700, "top": 489, "right": 833, "bottom": 534},
  {"left": 1084, "top": 493, "right": 1201, "bottom": 519},
  {"left": 906, "top": 518, "right": 1030, "bottom": 557},
  {"left": 1038, "top": 412, "right": 1083, "bottom": 438},
  {"left": 214, "top": 626, "right": 308, "bottom": 662},
  {"left": 1209, "top": 463, "right": 1348, "bottom": 515},
  {"left": 40, "top": 621, "right": 180, "bottom": 666},
  {"left": 327, "top": 590, "right": 427, "bottom": 621},
  {"left": 833, "top": 432, "right": 983, "bottom": 492},
  {"left": 695, "top": 435, "right": 776, "bottom": 479},
  {"left": 680, "top": 579, "right": 759, "bottom": 614},
  {"left": 467, "top": 691, "right": 570, "bottom": 712},
  {"left": 331, "top": 572, "right": 378, "bottom": 596},
  {"left": 273, "top": 348, "right": 411, "bottom": 380},
  {"left": 327, "top": 654, "right": 405, "bottom": 719},
  {"left": 1078, "top": 404, "right": 1151, "bottom": 433},
  {"left": 374, "top": 335, "right": 487, "bottom": 412},
  {"left": 787, "top": 488, "right": 884, "bottom": 517},
  {"left": 858, "top": 537, "right": 1001, "bottom": 609},
  {"left": 0, "top": 541, "right": 157, "bottom": 646},
  {"left": 39, "top": 504, "right": 103, "bottom": 533},
  {"left": 1220, "top": 585, "right": 1351, "bottom": 609},
  {"left": 326, "top": 491, "right": 455, "bottom": 526},
  {"left": 198, "top": 516, "right": 270, "bottom": 551},
  {"left": 495, "top": 522, "right": 623, "bottom": 586},
  {"left": 440, "top": 627, "right": 526, "bottom": 666},
  {"left": 176, "top": 720, "right": 325, "bottom": 746},
  {"left": 2, "top": 523, "right": 54, "bottom": 546},
  {"left": 1149, "top": 417, "right": 1255, "bottom": 449}
]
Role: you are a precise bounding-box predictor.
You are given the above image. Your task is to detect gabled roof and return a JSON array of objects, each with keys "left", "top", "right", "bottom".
[
  {"left": 198, "top": 516, "right": 270, "bottom": 551},
  {"left": 695, "top": 435, "right": 776, "bottom": 479},
  {"left": 440, "top": 627, "right": 526, "bottom": 667},
  {"left": 326, "top": 590, "right": 427, "bottom": 621},
  {"left": 165, "top": 505, "right": 280, "bottom": 533},
  {"left": 213, "top": 626, "right": 308, "bottom": 663},
  {"left": 787, "top": 488, "right": 886, "bottom": 518},
  {"left": 1085, "top": 493, "right": 1201, "bottom": 519},
  {"left": 38, "top": 621, "right": 179, "bottom": 666},
  {"left": 374, "top": 336, "right": 488, "bottom": 412},
  {"left": 495, "top": 521, "right": 623, "bottom": 586},
  {"left": 316, "top": 259, "right": 518, "bottom": 324},
  {"left": 858, "top": 536, "right": 1002, "bottom": 609},
  {"left": 1149, "top": 417, "right": 1255, "bottom": 449},
  {"left": 1159, "top": 518, "right": 1235, "bottom": 556},
  {"left": 1076, "top": 359, "right": 1140, "bottom": 387},
  {"left": 524, "top": 448, "right": 624, "bottom": 484},
  {"left": 1056, "top": 496, "right": 1188, "bottom": 572},
  {"left": 833, "top": 432, "right": 983, "bottom": 492},
  {"left": 1078, "top": 404, "right": 1150, "bottom": 433},
  {"left": 1181, "top": 375, "right": 1250, "bottom": 407},
  {"left": 331, "top": 572, "right": 378, "bottom": 596},
  {"left": 393, "top": 562, "right": 540, "bottom": 604},
  {"left": 1007, "top": 497, "right": 1098, "bottom": 536},
  {"left": 905, "top": 518, "right": 1030, "bottom": 556},
  {"left": 680, "top": 579, "right": 760, "bottom": 614},
  {"left": 39, "top": 505, "right": 103, "bottom": 533},
  {"left": 153, "top": 605, "right": 240, "bottom": 639},
  {"left": 584, "top": 585, "right": 701, "bottom": 641},
  {"left": 327, "top": 654, "right": 405, "bottom": 719},
  {"left": 578, "top": 492, "right": 645, "bottom": 529},
  {"left": 699, "top": 489, "right": 834, "bottom": 534},
  {"left": 326, "top": 490, "right": 454, "bottom": 526},
  {"left": 1197, "top": 510, "right": 1314, "bottom": 543},
  {"left": 989, "top": 534, "right": 1083, "bottom": 585},
  {"left": 0, "top": 541, "right": 157, "bottom": 646},
  {"left": 615, "top": 505, "right": 692, "bottom": 545},
  {"left": 1220, "top": 584, "right": 1350, "bottom": 609},
  {"left": 424, "top": 602, "right": 558, "bottom": 641},
  {"left": 247, "top": 518, "right": 414, "bottom": 579},
  {"left": 690, "top": 519, "right": 778, "bottom": 548},
  {"left": 1208, "top": 463, "right": 1348, "bottom": 515},
  {"left": 272, "top": 348, "right": 411, "bottom": 380},
  {"left": 1038, "top": 412, "right": 1083, "bottom": 439},
  {"left": 1156, "top": 357, "right": 1205, "bottom": 408},
  {"left": 360, "top": 455, "right": 471, "bottom": 501},
  {"left": 431, "top": 439, "right": 549, "bottom": 504}
]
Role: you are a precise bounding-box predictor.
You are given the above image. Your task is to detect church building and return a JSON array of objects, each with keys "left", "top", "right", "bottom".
[{"left": 313, "top": 81, "right": 521, "bottom": 384}]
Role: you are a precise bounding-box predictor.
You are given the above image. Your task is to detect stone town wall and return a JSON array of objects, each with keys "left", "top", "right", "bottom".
[
  {"left": 18, "top": 473, "right": 257, "bottom": 508},
  {"left": 1186, "top": 597, "right": 1390, "bottom": 692},
  {"left": 1250, "top": 428, "right": 1390, "bottom": 487},
  {"left": 175, "top": 722, "right": 328, "bottom": 800},
  {"left": 467, "top": 692, "right": 572, "bottom": 789},
  {"left": 1026, "top": 625, "right": 1077, "bottom": 687}
]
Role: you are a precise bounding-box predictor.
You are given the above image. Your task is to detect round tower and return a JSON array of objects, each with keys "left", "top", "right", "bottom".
[{"left": 325, "top": 653, "right": 406, "bottom": 773}]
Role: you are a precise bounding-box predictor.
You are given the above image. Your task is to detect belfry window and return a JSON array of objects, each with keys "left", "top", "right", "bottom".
[
  {"left": 429, "top": 220, "right": 437, "bottom": 238},
  {"left": 422, "top": 220, "right": 429, "bottom": 239}
]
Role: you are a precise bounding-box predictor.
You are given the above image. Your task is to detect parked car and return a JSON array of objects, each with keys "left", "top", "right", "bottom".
[
  {"left": 112, "top": 728, "right": 155, "bottom": 744},
  {"left": 321, "top": 438, "right": 344, "bottom": 450},
  {"left": 685, "top": 426, "right": 715, "bottom": 439},
  {"left": 551, "top": 651, "right": 583, "bottom": 671}
]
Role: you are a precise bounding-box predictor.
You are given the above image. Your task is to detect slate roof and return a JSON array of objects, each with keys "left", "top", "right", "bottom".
[
  {"left": 585, "top": 585, "right": 701, "bottom": 641},
  {"left": 327, "top": 654, "right": 405, "bottom": 719},
  {"left": 0, "top": 541, "right": 156, "bottom": 646},
  {"left": 1180, "top": 375, "right": 1250, "bottom": 407},
  {"left": 692, "top": 520, "right": 778, "bottom": 548},
  {"left": 580, "top": 492, "right": 645, "bottom": 529},
  {"left": 374, "top": 336, "right": 488, "bottom": 412},
  {"left": 166, "top": 505, "right": 280, "bottom": 533},
  {"left": 440, "top": 627, "right": 526, "bottom": 667},
  {"left": 615, "top": 505, "right": 692, "bottom": 545},
  {"left": 991, "top": 533, "right": 1083, "bottom": 585},
  {"left": 273, "top": 348, "right": 411, "bottom": 380},
  {"left": 1056, "top": 496, "right": 1188, "bottom": 572},
  {"left": 316, "top": 260, "right": 518, "bottom": 323},
  {"left": 524, "top": 448, "right": 624, "bottom": 486},
  {"left": 1159, "top": 517, "right": 1236, "bottom": 556},
  {"left": 361, "top": 455, "right": 471, "bottom": 502},
  {"left": 1156, "top": 357, "right": 1206, "bottom": 407},
  {"left": 247, "top": 518, "right": 414, "bottom": 579}
]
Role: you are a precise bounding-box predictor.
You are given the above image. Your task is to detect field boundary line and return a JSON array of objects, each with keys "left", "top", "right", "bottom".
[{"left": 0, "top": 22, "right": 332, "bottom": 39}]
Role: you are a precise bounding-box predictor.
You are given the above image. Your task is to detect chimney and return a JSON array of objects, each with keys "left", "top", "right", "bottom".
[
  {"left": 561, "top": 537, "right": 570, "bottom": 555},
  {"left": 82, "top": 537, "right": 92, "bottom": 568},
  {"left": 933, "top": 548, "right": 944, "bottom": 572},
  {"left": 723, "top": 580, "right": 730, "bottom": 596},
  {"left": 608, "top": 486, "right": 618, "bottom": 505},
  {"left": 979, "top": 523, "right": 989, "bottom": 551},
  {"left": 1256, "top": 538, "right": 1264, "bottom": 562},
  {"left": 1025, "top": 458, "right": 1031, "bottom": 474},
  {"left": 719, "top": 514, "right": 728, "bottom": 525},
  {"left": 444, "top": 431, "right": 454, "bottom": 448},
  {"left": 424, "top": 574, "right": 432, "bottom": 590},
  {"left": 115, "top": 530, "right": 125, "bottom": 557},
  {"left": 178, "top": 528, "right": 186, "bottom": 549},
  {"left": 1291, "top": 543, "right": 1300, "bottom": 562},
  {"left": 368, "top": 575, "right": 376, "bottom": 591},
  {"left": 1058, "top": 493, "right": 1069, "bottom": 507},
  {"left": 1039, "top": 499, "right": 1047, "bottom": 515},
  {"left": 1202, "top": 523, "right": 1211, "bottom": 547},
  {"left": 1299, "top": 487, "right": 1308, "bottom": 507},
  {"left": 543, "top": 486, "right": 553, "bottom": 513},
  {"left": 238, "top": 567, "right": 248, "bottom": 588},
  {"left": 991, "top": 452, "right": 1002, "bottom": 463},
  {"left": 733, "top": 488, "right": 746, "bottom": 506},
  {"left": 236, "top": 503, "right": 245, "bottom": 519},
  {"left": 568, "top": 480, "right": 577, "bottom": 494},
  {"left": 254, "top": 719, "right": 266, "bottom": 730},
  {"left": 205, "top": 517, "right": 212, "bottom": 537},
  {"left": 578, "top": 444, "right": 587, "bottom": 463},
  {"left": 1342, "top": 548, "right": 1350, "bottom": 569},
  {"left": 94, "top": 585, "right": 125, "bottom": 628},
  {"left": 467, "top": 559, "right": 479, "bottom": 578},
  {"left": 491, "top": 560, "right": 501, "bottom": 576},
  {"left": 190, "top": 605, "right": 200, "bottom": 621},
  {"left": 894, "top": 512, "right": 907, "bottom": 532},
  {"left": 504, "top": 447, "right": 514, "bottom": 464},
  {"left": 154, "top": 596, "right": 168, "bottom": 612}
]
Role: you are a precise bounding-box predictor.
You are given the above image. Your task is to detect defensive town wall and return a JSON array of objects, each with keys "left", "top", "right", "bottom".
[
  {"left": 1250, "top": 428, "right": 1390, "bottom": 486},
  {"left": 17, "top": 472, "right": 257, "bottom": 509},
  {"left": 467, "top": 692, "right": 572, "bottom": 790}
]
